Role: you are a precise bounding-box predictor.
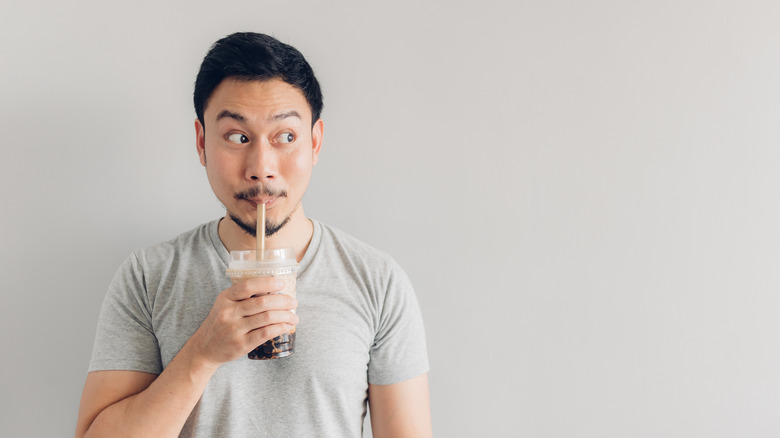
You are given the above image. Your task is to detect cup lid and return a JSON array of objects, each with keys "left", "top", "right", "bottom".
[{"left": 227, "top": 248, "right": 298, "bottom": 270}]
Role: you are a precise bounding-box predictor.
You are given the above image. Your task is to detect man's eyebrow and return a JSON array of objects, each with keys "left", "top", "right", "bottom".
[
  {"left": 216, "top": 110, "right": 246, "bottom": 123},
  {"left": 215, "top": 110, "right": 301, "bottom": 124},
  {"left": 269, "top": 111, "right": 301, "bottom": 122}
]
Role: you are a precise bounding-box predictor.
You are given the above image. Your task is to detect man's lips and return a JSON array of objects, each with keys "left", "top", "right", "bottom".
[
  {"left": 246, "top": 197, "right": 277, "bottom": 209},
  {"left": 234, "top": 186, "right": 288, "bottom": 210}
]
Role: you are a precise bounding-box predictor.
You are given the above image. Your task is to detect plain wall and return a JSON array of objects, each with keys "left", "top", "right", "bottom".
[{"left": 2, "top": 1, "right": 780, "bottom": 436}]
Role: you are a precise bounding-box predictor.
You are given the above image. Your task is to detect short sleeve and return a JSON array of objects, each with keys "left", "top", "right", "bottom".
[
  {"left": 367, "top": 261, "right": 429, "bottom": 385},
  {"left": 88, "top": 252, "right": 162, "bottom": 374}
]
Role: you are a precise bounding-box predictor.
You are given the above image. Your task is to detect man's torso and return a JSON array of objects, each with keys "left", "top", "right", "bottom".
[{"left": 89, "top": 219, "right": 428, "bottom": 437}]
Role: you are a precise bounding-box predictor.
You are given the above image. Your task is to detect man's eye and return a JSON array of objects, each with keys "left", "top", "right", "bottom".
[
  {"left": 228, "top": 133, "right": 249, "bottom": 144},
  {"left": 276, "top": 132, "right": 295, "bottom": 144}
]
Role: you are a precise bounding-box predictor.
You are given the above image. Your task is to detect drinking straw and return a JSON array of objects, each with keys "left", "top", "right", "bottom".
[{"left": 257, "top": 202, "right": 266, "bottom": 260}]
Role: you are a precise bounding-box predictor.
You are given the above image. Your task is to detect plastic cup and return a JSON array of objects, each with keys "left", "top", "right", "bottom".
[{"left": 226, "top": 248, "right": 299, "bottom": 360}]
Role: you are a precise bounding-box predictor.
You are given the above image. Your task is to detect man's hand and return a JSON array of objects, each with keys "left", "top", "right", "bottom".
[
  {"left": 76, "top": 277, "right": 298, "bottom": 438},
  {"left": 188, "top": 277, "right": 299, "bottom": 366}
]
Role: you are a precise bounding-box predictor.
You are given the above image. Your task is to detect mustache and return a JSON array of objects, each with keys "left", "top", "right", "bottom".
[{"left": 233, "top": 185, "right": 288, "bottom": 201}]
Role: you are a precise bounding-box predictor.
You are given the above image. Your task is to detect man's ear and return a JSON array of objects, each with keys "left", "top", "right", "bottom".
[
  {"left": 195, "top": 118, "right": 207, "bottom": 166},
  {"left": 311, "top": 118, "right": 324, "bottom": 166}
]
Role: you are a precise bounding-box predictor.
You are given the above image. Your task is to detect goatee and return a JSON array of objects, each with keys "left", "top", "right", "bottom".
[
  {"left": 229, "top": 212, "right": 291, "bottom": 238},
  {"left": 229, "top": 184, "right": 292, "bottom": 238}
]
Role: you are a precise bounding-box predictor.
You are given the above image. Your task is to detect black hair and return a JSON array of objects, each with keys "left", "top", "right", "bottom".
[{"left": 194, "top": 32, "right": 323, "bottom": 127}]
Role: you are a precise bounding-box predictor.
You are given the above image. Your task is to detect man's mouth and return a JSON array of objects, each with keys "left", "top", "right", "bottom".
[
  {"left": 247, "top": 197, "right": 277, "bottom": 208},
  {"left": 234, "top": 186, "right": 288, "bottom": 209}
]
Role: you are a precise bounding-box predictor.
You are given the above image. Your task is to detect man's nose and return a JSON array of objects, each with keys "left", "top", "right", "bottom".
[{"left": 245, "top": 141, "right": 277, "bottom": 182}]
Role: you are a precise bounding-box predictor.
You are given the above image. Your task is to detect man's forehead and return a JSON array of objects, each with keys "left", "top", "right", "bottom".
[{"left": 205, "top": 77, "right": 311, "bottom": 122}]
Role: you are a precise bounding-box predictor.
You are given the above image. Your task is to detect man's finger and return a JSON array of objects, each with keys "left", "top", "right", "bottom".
[
  {"left": 235, "top": 294, "right": 298, "bottom": 317},
  {"left": 245, "top": 323, "right": 296, "bottom": 351},
  {"left": 241, "top": 310, "right": 299, "bottom": 333},
  {"left": 225, "top": 277, "right": 285, "bottom": 301}
]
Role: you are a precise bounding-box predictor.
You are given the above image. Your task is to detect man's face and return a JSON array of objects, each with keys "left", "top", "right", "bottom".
[{"left": 195, "top": 78, "right": 323, "bottom": 237}]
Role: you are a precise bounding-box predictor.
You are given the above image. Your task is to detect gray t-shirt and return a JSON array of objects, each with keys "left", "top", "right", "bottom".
[{"left": 89, "top": 219, "right": 429, "bottom": 437}]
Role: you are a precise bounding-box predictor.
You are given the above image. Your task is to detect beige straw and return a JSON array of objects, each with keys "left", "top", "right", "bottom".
[{"left": 257, "top": 202, "right": 266, "bottom": 260}]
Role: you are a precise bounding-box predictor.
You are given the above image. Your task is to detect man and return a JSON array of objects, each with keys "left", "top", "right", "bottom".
[{"left": 76, "top": 32, "right": 431, "bottom": 437}]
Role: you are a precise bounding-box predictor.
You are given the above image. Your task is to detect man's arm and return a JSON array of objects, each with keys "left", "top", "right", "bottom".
[
  {"left": 76, "top": 277, "right": 298, "bottom": 438},
  {"left": 368, "top": 373, "right": 433, "bottom": 438},
  {"left": 76, "top": 371, "right": 156, "bottom": 437},
  {"left": 75, "top": 347, "right": 217, "bottom": 438}
]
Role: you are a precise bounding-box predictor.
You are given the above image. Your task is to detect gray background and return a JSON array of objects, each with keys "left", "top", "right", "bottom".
[{"left": 2, "top": 0, "right": 780, "bottom": 437}]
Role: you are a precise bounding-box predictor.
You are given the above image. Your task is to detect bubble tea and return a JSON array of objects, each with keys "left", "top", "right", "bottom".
[{"left": 226, "top": 248, "right": 299, "bottom": 360}]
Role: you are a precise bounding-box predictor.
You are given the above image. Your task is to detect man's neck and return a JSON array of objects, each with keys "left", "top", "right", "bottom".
[{"left": 218, "top": 207, "right": 314, "bottom": 263}]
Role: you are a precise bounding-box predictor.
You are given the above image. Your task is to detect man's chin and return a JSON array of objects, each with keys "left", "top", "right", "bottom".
[{"left": 228, "top": 212, "right": 291, "bottom": 238}]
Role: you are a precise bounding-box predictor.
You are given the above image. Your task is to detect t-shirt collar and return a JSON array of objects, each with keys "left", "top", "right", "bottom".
[{"left": 208, "top": 217, "right": 321, "bottom": 278}]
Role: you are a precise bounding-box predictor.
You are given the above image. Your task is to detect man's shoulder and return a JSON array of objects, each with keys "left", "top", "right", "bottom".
[
  {"left": 316, "top": 221, "right": 388, "bottom": 255},
  {"left": 313, "top": 220, "right": 403, "bottom": 274}
]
